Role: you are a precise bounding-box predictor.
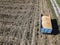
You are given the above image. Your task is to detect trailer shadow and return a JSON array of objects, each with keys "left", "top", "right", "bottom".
[{"left": 51, "top": 19, "right": 59, "bottom": 35}]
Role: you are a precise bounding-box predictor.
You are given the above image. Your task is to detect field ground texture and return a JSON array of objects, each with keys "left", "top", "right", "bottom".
[{"left": 0, "top": 0, "right": 60, "bottom": 45}]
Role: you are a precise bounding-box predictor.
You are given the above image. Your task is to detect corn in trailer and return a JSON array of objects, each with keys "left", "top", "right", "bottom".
[{"left": 40, "top": 14, "right": 52, "bottom": 33}]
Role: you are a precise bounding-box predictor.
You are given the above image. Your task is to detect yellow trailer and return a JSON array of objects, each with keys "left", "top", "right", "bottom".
[{"left": 40, "top": 14, "right": 52, "bottom": 33}]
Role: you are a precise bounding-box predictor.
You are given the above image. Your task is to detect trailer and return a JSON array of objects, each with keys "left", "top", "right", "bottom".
[{"left": 40, "top": 14, "right": 52, "bottom": 33}]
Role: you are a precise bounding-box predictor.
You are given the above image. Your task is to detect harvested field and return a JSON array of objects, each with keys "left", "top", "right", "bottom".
[{"left": 0, "top": 0, "right": 60, "bottom": 45}]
